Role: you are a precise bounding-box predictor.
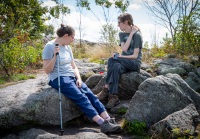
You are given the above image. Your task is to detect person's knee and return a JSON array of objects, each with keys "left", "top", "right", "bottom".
[{"left": 108, "top": 57, "right": 114, "bottom": 65}]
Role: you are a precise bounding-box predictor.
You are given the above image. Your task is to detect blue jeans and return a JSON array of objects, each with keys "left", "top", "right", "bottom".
[{"left": 49, "top": 76, "right": 106, "bottom": 119}]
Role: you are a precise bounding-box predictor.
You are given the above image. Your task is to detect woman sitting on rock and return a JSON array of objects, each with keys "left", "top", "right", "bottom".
[
  {"left": 42, "top": 24, "right": 121, "bottom": 133},
  {"left": 96, "top": 13, "right": 143, "bottom": 109}
]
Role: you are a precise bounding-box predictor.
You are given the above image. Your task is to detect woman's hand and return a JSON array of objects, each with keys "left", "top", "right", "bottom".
[
  {"left": 54, "top": 46, "right": 60, "bottom": 55},
  {"left": 76, "top": 78, "right": 82, "bottom": 88},
  {"left": 131, "top": 26, "right": 138, "bottom": 35}
]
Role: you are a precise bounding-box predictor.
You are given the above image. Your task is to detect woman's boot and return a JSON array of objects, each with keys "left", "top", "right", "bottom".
[
  {"left": 106, "top": 94, "right": 120, "bottom": 109},
  {"left": 96, "top": 87, "right": 109, "bottom": 101}
]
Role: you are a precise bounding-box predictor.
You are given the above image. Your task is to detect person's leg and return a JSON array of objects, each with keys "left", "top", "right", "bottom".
[
  {"left": 50, "top": 76, "right": 100, "bottom": 120},
  {"left": 106, "top": 58, "right": 141, "bottom": 108},
  {"left": 104, "top": 58, "right": 124, "bottom": 108},
  {"left": 97, "top": 58, "right": 122, "bottom": 100},
  {"left": 79, "top": 82, "right": 106, "bottom": 115},
  {"left": 77, "top": 82, "right": 121, "bottom": 128},
  {"left": 49, "top": 77, "right": 120, "bottom": 133},
  {"left": 119, "top": 58, "right": 141, "bottom": 72}
]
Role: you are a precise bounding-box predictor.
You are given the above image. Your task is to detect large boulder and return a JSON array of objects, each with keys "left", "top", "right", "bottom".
[
  {"left": 149, "top": 104, "right": 199, "bottom": 138},
  {"left": 0, "top": 74, "right": 83, "bottom": 131},
  {"left": 125, "top": 73, "right": 200, "bottom": 128},
  {"left": 75, "top": 59, "right": 100, "bottom": 81},
  {"left": 185, "top": 67, "right": 200, "bottom": 93},
  {"left": 155, "top": 58, "right": 195, "bottom": 76},
  {"left": 87, "top": 69, "right": 152, "bottom": 100}
]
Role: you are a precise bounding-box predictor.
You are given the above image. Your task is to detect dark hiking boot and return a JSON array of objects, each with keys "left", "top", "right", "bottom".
[
  {"left": 109, "top": 118, "right": 122, "bottom": 132},
  {"left": 96, "top": 87, "right": 109, "bottom": 101},
  {"left": 106, "top": 95, "right": 120, "bottom": 109},
  {"left": 109, "top": 118, "right": 117, "bottom": 124},
  {"left": 100, "top": 120, "right": 121, "bottom": 133}
]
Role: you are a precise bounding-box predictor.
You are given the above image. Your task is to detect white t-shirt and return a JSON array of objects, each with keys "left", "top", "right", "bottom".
[{"left": 42, "top": 40, "right": 75, "bottom": 81}]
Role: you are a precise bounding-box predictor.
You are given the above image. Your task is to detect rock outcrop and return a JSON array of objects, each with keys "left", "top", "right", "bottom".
[{"left": 125, "top": 73, "right": 200, "bottom": 128}]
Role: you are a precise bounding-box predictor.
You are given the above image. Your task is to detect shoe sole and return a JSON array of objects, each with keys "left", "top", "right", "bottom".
[{"left": 101, "top": 126, "right": 121, "bottom": 134}]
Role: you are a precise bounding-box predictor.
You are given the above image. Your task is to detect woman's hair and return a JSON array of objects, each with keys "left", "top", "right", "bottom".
[
  {"left": 56, "top": 24, "right": 75, "bottom": 37},
  {"left": 118, "top": 13, "right": 133, "bottom": 26},
  {"left": 118, "top": 13, "right": 141, "bottom": 32}
]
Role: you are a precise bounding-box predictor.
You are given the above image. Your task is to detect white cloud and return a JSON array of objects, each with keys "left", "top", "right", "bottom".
[
  {"left": 66, "top": 12, "right": 102, "bottom": 42},
  {"left": 138, "top": 23, "right": 154, "bottom": 43},
  {"left": 41, "top": 0, "right": 57, "bottom": 7},
  {"left": 128, "top": 4, "right": 141, "bottom": 10}
]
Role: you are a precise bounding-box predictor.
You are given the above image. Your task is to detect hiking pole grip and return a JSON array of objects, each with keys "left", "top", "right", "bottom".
[{"left": 55, "top": 44, "right": 59, "bottom": 55}]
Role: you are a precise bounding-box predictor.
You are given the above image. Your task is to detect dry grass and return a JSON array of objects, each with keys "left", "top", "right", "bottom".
[
  {"left": 72, "top": 43, "right": 122, "bottom": 63},
  {"left": 72, "top": 43, "right": 156, "bottom": 65}
]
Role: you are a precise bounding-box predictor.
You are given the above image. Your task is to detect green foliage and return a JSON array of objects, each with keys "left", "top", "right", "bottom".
[
  {"left": 49, "top": 5, "right": 70, "bottom": 18},
  {"left": 114, "top": 0, "right": 130, "bottom": 13},
  {"left": 75, "top": 0, "right": 129, "bottom": 12},
  {"left": 0, "top": 0, "right": 48, "bottom": 75},
  {"left": 100, "top": 24, "right": 119, "bottom": 45},
  {"left": 95, "top": 0, "right": 112, "bottom": 8},
  {"left": 122, "top": 119, "right": 147, "bottom": 136},
  {"left": 0, "top": 73, "right": 35, "bottom": 86},
  {"left": 12, "top": 74, "right": 35, "bottom": 81},
  {"left": 1, "top": 38, "right": 43, "bottom": 74},
  {"left": 174, "top": 14, "right": 200, "bottom": 57},
  {"left": 76, "top": 0, "right": 90, "bottom": 10},
  {"left": 44, "top": 25, "right": 54, "bottom": 36},
  {"left": 117, "top": 107, "right": 127, "bottom": 114},
  {"left": 150, "top": 45, "right": 166, "bottom": 58},
  {"left": 171, "top": 128, "right": 194, "bottom": 139},
  {"left": 0, "top": 0, "right": 47, "bottom": 41}
]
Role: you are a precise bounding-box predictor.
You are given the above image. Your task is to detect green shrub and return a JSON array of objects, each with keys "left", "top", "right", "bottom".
[
  {"left": 122, "top": 119, "right": 147, "bottom": 136},
  {"left": 117, "top": 107, "right": 127, "bottom": 114},
  {"left": 171, "top": 128, "right": 194, "bottom": 139},
  {"left": 1, "top": 38, "right": 43, "bottom": 74}
]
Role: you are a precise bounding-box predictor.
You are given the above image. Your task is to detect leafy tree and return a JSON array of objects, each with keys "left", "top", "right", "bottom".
[
  {"left": 48, "top": 0, "right": 70, "bottom": 22},
  {"left": 100, "top": 23, "right": 118, "bottom": 45},
  {"left": 0, "top": 0, "right": 48, "bottom": 75},
  {"left": 114, "top": 0, "right": 130, "bottom": 13},
  {"left": 143, "top": 0, "right": 200, "bottom": 42},
  {"left": 143, "top": 0, "right": 200, "bottom": 59},
  {"left": 175, "top": 13, "right": 200, "bottom": 58},
  {"left": 0, "top": 0, "right": 47, "bottom": 42},
  {"left": 44, "top": 25, "right": 54, "bottom": 36}
]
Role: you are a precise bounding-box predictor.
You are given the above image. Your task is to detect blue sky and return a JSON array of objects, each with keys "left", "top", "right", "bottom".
[{"left": 42, "top": 0, "right": 169, "bottom": 47}]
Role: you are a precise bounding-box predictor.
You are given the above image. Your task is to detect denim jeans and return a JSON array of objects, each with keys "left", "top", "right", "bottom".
[{"left": 49, "top": 76, "right": 106, "bottom": 119}]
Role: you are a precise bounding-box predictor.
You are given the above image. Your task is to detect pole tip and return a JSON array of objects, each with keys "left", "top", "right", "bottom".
[{"left": 60, "top": 129, "right": 64, "bottom": 136}]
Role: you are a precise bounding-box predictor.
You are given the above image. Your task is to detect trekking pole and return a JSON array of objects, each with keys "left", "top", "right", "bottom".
[{"left": 56, "top": 44, "right": 64, "bottom": 136}]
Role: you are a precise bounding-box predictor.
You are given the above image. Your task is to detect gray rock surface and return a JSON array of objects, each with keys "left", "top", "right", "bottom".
[
  {"left": 125, "top": 73, "right": 200, "bottom": 127},
  {"left": 156, "top": 58, "right": 195, "bottom": 76},
  {"left": 89, "top": 69, "right": 152, "bottom": 99},
  {"left": 149, "top": 104, "right": 199, "bottom": 139},
  {"left": 0, "top": 74, "right": 82, "bottom": 130}
]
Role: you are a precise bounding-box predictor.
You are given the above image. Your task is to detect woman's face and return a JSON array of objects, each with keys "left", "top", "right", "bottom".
[
  {"left": 69, "top": 33, "right": 75, "bottom": 42},
  {"left": 118, "top": 19, "right": 126, "bottom": 31},
  {"left": 65, "top": 32, "right": 75, "bottom": 44}
]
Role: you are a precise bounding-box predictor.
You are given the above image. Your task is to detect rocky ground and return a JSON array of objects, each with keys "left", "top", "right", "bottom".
[{"left": 1, "top": 110, "right": 141, "bottom": 139}]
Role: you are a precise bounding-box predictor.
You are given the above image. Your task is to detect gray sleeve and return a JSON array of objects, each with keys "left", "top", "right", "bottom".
[
  {"left": 133, "top": 32, "right": 142, "bottom": 49},
  {"left": 42, "top": 44, "right": 54, "bottom": 60}
]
